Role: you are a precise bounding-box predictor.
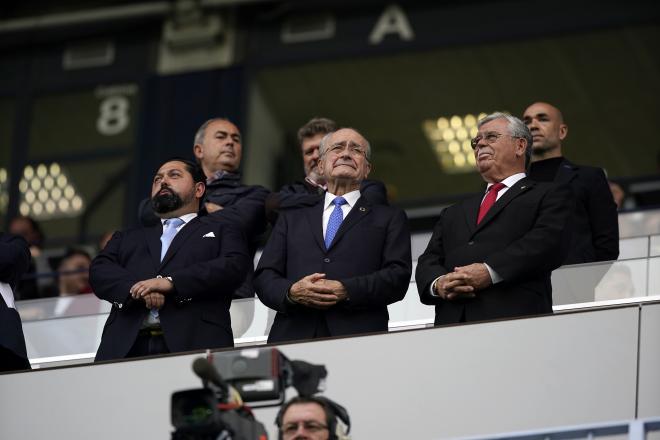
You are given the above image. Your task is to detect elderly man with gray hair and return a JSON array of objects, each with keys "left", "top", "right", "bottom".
[
  {"left": 416, "top": 112, "right": 575, "bottom": 325},
  {"left": 255, "top": 127, "right": 412, "bottom": 343}
]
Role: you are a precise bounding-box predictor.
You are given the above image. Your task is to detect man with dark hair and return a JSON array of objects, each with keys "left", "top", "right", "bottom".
[
  {"left": 92, "top": 158, "right": 250, "bottom": 360},
  {"left": 140, "top": 118, "right": 269, "bottom": 299},
  {"left": 523, "top": 102, "right": 619, "bottom": 264},
  {"left": 255, "top": 128, "right": 411, "bottom": 342},
  {"left": 416, "top": 112, "right": 574, "bottom": 324},
  {"left": 0, "top": 232, "right": 32, "bottom": 371},
  {"left": 265, "top": 117, "right": 388, "bottom": 224},
  {"left": 276, "top": 396, "right": 350, "bottom": 440}
]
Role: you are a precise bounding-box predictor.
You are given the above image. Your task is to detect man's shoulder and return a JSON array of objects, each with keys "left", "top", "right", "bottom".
[{"left": 561, "top": 159, "right": 607, "bottom": 179}]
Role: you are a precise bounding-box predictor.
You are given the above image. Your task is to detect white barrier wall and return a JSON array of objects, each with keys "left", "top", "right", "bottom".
[{"left": 2, "top": 303, "right": 658, "bottom": 440}]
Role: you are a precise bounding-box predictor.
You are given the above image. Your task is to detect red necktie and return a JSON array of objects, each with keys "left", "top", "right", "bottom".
[{"left": 477, "top": 182, "right": 506, "bottom": 224}]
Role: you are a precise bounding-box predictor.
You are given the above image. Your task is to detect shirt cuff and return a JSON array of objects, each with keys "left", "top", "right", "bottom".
[
  {"left": 484, "top": 263, "right": 502, "bottom": 284},
  {"left": 429, "top": 275, "right": 444, "bottom": 297}
]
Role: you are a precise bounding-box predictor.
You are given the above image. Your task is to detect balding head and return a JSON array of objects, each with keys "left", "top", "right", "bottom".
[{"left": 522, "top": 102, "right": 568, "bottom": 161}]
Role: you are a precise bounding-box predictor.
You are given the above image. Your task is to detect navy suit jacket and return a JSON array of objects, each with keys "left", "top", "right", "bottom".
[
  {"left": 254, "top": 196, "right": 412, "bottom": 343},
  {"left": 553, "top": 159, "right": 619, "bottom": 264},
  {"left": 416, "top": 177, "right": 574, "bottom": 325},
  {"left": 0, "top": 233, "right": 31, "bottom": 367},
  {"left": 91, "top": 215, "right": 250, "bottom": 361}
]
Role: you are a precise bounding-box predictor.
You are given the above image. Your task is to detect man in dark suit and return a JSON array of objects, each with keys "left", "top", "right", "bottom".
[
  {"left": 0, "top": 233, "right": 32, "bottom": 372},
  {"left": 265, "top": 117, "right": 388, "bottom": 225},
  {"left": 523, "top": 102, "right": 619, "bottom": 264},
  {"left": 91, "top": 158, "right": 250, "bottom": 361},
  {"left": 139, "top": 118, "right": 269, "bottom": 299},
  {"left": 254, "top": 128, "right": 411, "bottom": 343},
  {"left": 416, "top": 112, "right": 574, "bottom": 325}
]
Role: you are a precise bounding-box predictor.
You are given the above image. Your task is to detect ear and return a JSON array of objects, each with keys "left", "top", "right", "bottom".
[
  {"left": 317, "top": 155, "right": 326, "bottom": 176},
  {"left": 193, "top": 144, "right": 203, "bottom": 160},
  {"left": 514, "top": 137, "right": 527, "bottom": 157},
  {"left": 558, "top": 124, "right": 568, "bottom": 141},
  {"left": 194, "top": 182, "right": 205, "bottom": 199},
  {"left": 364, "top": 161, "right": 372, "bottom": 179}
]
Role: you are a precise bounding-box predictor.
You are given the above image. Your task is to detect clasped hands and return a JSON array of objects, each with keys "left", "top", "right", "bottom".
[
  {"left": 434, "top": 263, "right": 492, "bottom": 300},
  {"left": 288, "top": 273, "right": 347, "bottom": 309},
  {"left": 130, "top": 278, "right": 174, "bottom": 310}
]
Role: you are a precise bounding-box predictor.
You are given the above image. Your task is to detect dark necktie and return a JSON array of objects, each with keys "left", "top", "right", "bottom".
[
  {"left": 477, "top": 182, "right": 506, "bottom": 224},
  {"left": 325, "top": 197, "right": 348, "bottom": 249}
]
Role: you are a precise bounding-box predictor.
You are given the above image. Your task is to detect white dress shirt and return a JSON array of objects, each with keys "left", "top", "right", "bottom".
[{"left": 322, "top": 190, "right": 361, "bottom": 238}]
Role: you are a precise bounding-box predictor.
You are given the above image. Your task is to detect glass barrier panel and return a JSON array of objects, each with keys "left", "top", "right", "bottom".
[
  {"left": 619, "top": 236, "right": 649, "bottom": 259},
  {"left": 650, "top": 235, "right": 660, "bottom": 257},
  {"left": 553, "top": 259, "right": 649, "bottom": 305},
  {"left": 619, "top": 209, "right": 660, "bottom": 238}
]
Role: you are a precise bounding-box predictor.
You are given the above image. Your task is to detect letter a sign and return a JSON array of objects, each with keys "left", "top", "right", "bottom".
[{"left": 368, "top": 4, "right": 415, "bottom": 45}]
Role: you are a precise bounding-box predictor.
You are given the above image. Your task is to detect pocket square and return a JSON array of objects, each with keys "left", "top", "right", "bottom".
[{"left": 203, "top": 232, "right": 216, "bottom": 238}]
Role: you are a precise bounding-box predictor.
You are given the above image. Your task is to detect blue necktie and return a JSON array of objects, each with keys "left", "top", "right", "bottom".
[
  {"left": 325, "top": 197, "right": 347, "bottom": 249},
  {"left": 150, "top": 217, "right": 183, "bottom": 323},
  {"left": 160, "top": 217, "right": 184, "bottom": 262}
]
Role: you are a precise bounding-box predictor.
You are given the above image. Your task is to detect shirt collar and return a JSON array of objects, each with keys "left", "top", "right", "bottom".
[
  {"left": 324, "top": 190, "right": 361, "bottom": 210},
  {"left": 486, "top": 173, "right": 526, "bottom": 191},
  {"left": 160, "top": 212, "right": 198, "bottom": 226}
]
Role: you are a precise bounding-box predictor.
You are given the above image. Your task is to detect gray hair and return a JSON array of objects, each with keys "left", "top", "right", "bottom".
[
  {"left": 318, "top": 128, "right": 372, "bottom": 161},
  {"left": 478, "top": 112, "right": 533, "bottom": 168},
  {"left": 193, "top": 117, "right": 232, "bottom": 146}
]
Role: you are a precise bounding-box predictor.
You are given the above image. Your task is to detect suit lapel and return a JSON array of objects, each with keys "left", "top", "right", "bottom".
[
  {"left": 475, "top": 177, "right": 534, "bottom": 232},
  {"left": 159, "top": 217, "right": 204, "bottom": 268},
  {"left": 145, "top": 224, "right": 163, "bottom": 271},
  {"left": 462, "top": 193, "right": 482, "bottom": 236},
  {"left": 327, "top": 197, "right": 371, "bottom": 250},
  {"left": 555, "top": 158, "right": 577, "bottom": 185},
  {"left": 305, "top": 201, "right": 326, "bottom": 252}
]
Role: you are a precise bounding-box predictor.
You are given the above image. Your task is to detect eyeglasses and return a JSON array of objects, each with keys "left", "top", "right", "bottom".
[
  {"left": 281, "top": 421, "right": 329, "bottom": 437},
  {"left": 325, "top": 141, "right": 368, "bottom": 158},
  {"left": 470, "top": 131, "right": 518, "bottom": 150}
]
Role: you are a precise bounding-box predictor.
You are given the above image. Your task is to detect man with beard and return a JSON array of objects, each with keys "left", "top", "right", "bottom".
[
  {"left": 139, "top": 118, "right": 269, "bottom": 299},
  {"left": 522, "top": 102, "right": 619, "bottom": 264},
  {"left": 416, "top": 113, "right": 574, "bottom": 324},
  {"left": 91, "top": 158, "right": 250, "bottom": 361},
  {"left": 255, "top": 128, "right": 411, "bottom": 342},
  {"left": 265, "top": 117, "right": 388, "bottom": 225}
]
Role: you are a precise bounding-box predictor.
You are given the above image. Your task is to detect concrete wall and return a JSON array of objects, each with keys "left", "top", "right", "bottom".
[{"left": 1, "top": 303, "right": 658, "bottom": 440}]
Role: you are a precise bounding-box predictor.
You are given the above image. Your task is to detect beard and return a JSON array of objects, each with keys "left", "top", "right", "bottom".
[{"left": 151, "top": 188, "right": 183, "bottom": 214}]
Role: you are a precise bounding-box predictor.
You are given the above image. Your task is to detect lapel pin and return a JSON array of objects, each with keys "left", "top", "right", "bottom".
[{"left": 359, "top": 207, "right": 366, "bottom": 212}]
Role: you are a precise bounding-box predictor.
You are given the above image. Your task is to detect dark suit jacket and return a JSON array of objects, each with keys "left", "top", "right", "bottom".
[
  {"left": 254, "top": 196, "right": 411, "bottom": 343},
  {"left": 416, "top": 177, "right": 574, "bottom": 325},
  {"left": 90, "top": 216, "right": 250, "bottom": 361},
  {"left": 553, "top": 159, "right": 619, "bottom": 264},
  {"left": 138, "top": 172, "right": 269, "bottom": 299},
  {"left": 265, "top": 179, "right": 388, "bottom": 225},
  {"left": 0, "top": 233, "right": 31, "bottom": 370}
]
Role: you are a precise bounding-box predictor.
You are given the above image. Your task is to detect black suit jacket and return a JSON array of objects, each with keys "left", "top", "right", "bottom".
[
  {"left": 0, "top": 233, "right": 31, "bottom": 370},
  {"left": 416, "top": 177, "right": 574, "bottom": 325},
  {"left": 254, "top": 196, "right": 411, "bottom": 343},
  {"left": 90, "top": 216, "right": 250, "bottom": 361},
  {"left": 553, "top": 159, "right": 619, "bottom": 264},
  {"left": 265, "top": 179, "right": 388, "bottom": 225},
  {"left": 139, "top": 172, "right": 269, "bottom": 299}
]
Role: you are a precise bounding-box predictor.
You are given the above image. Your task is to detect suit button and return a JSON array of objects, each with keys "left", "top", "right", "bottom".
[
  {"left": 324, "top": 258, "right": 330, "bottom": 263},
  {"left": 468, "top": 241, "right": 474, "bottom": 245}
]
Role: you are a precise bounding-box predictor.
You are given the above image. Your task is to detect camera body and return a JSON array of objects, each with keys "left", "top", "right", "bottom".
[{"left": 171, "top": 347, "right": 331, "bottom": 440}]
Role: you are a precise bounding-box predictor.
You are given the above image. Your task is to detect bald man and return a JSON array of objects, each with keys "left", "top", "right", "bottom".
[{"left": 523, "top": 102, "right": 619, "bottom": 264}]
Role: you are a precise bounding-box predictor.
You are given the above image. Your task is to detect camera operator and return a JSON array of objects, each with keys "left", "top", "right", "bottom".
[{"left": 276, "top": 396, "right": 351, "bottom": 440}]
